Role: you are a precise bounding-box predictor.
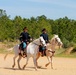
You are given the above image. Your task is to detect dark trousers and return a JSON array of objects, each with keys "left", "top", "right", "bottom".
[{"left": 39, "top": 45, "right": 46, "bottom": 56}]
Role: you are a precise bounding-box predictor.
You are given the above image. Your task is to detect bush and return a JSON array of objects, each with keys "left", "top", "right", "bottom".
[
  {"left": 71, "top": 47, "right": 76, "bottom": 53},
  {"left": 62, "top": 37, "right": 76, "bottom": 48},
  {"left": 62, "top": 38, "right": 70, "bottom": 48},
  {"left": 68, "top": 42, "right": 76, "bottom": 47}
]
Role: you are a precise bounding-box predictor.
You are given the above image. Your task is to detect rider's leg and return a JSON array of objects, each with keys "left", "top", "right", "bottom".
[
  {"left": 19, "top": 43, "right": 23, "bottom": 55},
  {"left": 41, "top": 46, "right": 46, "bottom": 56}
]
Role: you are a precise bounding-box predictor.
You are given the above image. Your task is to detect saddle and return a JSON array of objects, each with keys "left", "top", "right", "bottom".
[
  {"left": 19, "top": 43, "right": 27, "bottom": 58},
  {"left": 19, "top": 51, "right": 27, "bottom": 58}
]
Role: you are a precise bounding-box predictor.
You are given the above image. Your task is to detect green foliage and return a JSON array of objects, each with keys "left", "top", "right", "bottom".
[
  {"left": 0, "top": 9, "right": 76, "bottom": 49},
  {"left": 72, "top": 47, "right": 76, "bottom": 53},
  {"left": 0, "top": 9, "right": 7, "bottom": 17},
  {"left": 62, "top": 38, "right": 70, "bottom": 48}
]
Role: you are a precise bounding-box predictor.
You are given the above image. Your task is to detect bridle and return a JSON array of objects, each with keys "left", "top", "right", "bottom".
[{"left": 55, "top": 37, "right": 61, "bottom": 46}]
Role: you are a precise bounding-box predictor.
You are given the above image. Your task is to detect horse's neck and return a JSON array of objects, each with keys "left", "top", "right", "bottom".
[
  {"left": 46, "top": 43, "right": 52, "bottom": 49},
  {"left": 50, "top": 38, "right": 56, "bottom": 50},
  {"left": 33, "top": 39, "right": 40, "bottom": 45}
]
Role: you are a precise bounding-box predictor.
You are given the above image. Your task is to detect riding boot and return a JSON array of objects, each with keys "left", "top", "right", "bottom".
[
  {"left": 42, "top": 50, "right": 44, "bottom": 57},
  {"left": 23, "top": 52, "right": 27, "bottom": 58},
  {"left": 44, "top": 49, "right": 46, "bottom": 56}
]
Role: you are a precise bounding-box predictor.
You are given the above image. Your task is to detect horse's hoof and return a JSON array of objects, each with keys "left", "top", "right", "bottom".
[
  {"left": 45, "top": 64, "right": 48, "bottom": 67},
  {"left": 35, "top": 68, "right": 37, "bottom": 71},
  {"left": 22, "top": 67, "right": 25, "bottom": 70},
  {"left": 37, "top": 66, "right": 41, "bottom": 68},
  {"left": 12, "top": 65, "right": 15, "bottom": 68},
  {"left": 18, "top": 67, "right": 21, "bottom": 70},
  {"left": 51, "top": 67, "right": 53, "bottom": 69},
  {"left": 22, "top": 65, "right": 26, "bottom": 70}
]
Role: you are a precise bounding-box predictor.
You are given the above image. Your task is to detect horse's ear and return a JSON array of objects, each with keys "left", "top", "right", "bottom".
[{"left": 54, "top": 34, "right": 58, "bottom": 38}]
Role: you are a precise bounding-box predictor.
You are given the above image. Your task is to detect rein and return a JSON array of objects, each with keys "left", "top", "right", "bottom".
[
  {"left": 32, "top": 39, "right": 43, "bottom": 46},
  {"left": 48, "top": 50, "right": 55, "bottom": 53},
  {"left": 48, "top": 50, "right": 55, "bottom": 57},
  {"left": 33, "top": 42, "right": 40, "bottom": 46}
]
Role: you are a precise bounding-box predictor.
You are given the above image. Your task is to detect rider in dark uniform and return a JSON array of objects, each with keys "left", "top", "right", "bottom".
[
  {"left": 40, "top": 28, "right": 49, "bottom": 43},
  {"left": 40, "top": 28, "right": 49, "bottom": 56},
  {"left": 19, "top": 27, "right": 31, "bottom": 57}
]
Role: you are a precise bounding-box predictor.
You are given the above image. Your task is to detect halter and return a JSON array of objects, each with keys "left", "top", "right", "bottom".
[
  {"left": 55, "top": 37, "right": 62, "bottom": 46},
  {"left": 33, "top": 42, "right": 40, "bottom": 46},
  {"left": 47, "top": 36, "right": 62, "bottom": 57}
]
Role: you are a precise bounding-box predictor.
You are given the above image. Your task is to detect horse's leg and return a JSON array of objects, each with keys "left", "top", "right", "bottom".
[
  {"left": 22, "top": 56, "right": 29, "bottom": 69},
  {"left": 45, "top": 56, "right": 50, "bottom": 67},
  {"left": 12, "top": 55, "right": 18, "bottom": 69},
  {"left": 36, "top": 52, "right": 41, "bottom": 68},
  {"left": 50, "top": 57, "right": 53, "bottom": 69},
  {"left": 33, "top": 56, "right": 37, "bottom": 70},
  {"left": 45, "top": 56, "right": 53, "bottom": 69},
  {"left": 17, "top": 55, "right": 22, "bottom": 69}
]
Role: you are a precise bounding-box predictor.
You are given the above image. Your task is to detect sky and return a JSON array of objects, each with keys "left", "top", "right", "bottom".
[{"left": 0, "top": 0, "right": 76, "bottom": 20}]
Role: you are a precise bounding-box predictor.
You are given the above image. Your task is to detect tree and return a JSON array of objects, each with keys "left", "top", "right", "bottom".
[{"left": 0, "top": 9, "right": 6, "bottom": 17}]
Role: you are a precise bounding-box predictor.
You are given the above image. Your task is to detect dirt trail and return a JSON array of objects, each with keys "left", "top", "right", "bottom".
[{"left": 0, "top": 54, "right": 76, "bottom": 75}]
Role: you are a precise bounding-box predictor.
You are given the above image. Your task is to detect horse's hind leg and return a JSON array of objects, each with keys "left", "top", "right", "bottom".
[
  {"left": 23, "top": 56, "right": 29, "bottom": 69},
  {"left": 12, "top": 55, "right": 18, "bottom": 69},
  {"left": 33, "top": 57, "right": 38, "bottom": 70},
  {"left": 36, "top": 52, "right": 41, "bottom": 68},
  {"left": 17, "top": 55, "right": 22, "bottom": 69},
  {"left": 50, "top": 57, "right": 53, "bottom": 69}
]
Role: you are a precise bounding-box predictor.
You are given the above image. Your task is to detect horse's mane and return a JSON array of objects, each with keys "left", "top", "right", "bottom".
[
  {"left": 31, "top": 38, "right": 39, "bottom": 45},
  {"left": 50, "top": 35, "right": 59, "bottom": 43},
  {"left": 50, "top": 36, "right": 55, "bottom": 44}
]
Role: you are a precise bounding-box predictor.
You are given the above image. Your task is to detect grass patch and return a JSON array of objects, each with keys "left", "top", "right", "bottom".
[
  {"left": 0, "top": 41, "right": 18, "bottom": 54},
  {"left": 54, "top": 48, "right": 76, "bottom": 58},
  {"left": 0, "top": 49, "right": 7, "bottom": 54},
  {"left": 0, "top": 49, "right": 14, "bottom": 54},
  {"left": 55, "top": 52, "right": 76, "bottom": 58}
]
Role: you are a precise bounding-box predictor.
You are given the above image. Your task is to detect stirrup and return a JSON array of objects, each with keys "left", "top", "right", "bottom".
[{"left": 19, "top": 53, "right": 22, "bottom": 56}]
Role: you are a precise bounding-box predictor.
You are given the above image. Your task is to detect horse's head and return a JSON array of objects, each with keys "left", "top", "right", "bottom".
[
  {"left": 39, "top": 36, "right": 46, "bottom": 47},
  {"left": 54, "top": 34, "right": 63, "bottom": 48},
  {"left": 46, "top": 35, "right": 63, "bottom": 57}
]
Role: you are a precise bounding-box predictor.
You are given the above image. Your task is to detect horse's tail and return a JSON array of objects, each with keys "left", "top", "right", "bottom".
[{"left": 4, "top": 47, "right": 13, "bottom": 60}]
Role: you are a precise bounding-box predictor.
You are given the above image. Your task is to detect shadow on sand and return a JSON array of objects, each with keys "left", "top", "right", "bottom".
[{"left": 3, "top": 66, "right": 47, "bottom": 71}]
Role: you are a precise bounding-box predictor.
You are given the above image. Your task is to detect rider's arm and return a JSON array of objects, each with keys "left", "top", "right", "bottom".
[{"left": 19, "top": 33, "right": 23, "bottom": 42}]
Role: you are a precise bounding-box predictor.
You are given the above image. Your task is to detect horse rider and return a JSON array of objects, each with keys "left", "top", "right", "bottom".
[
  {"left": 19, "top": 27, "right": 31, "bottom": 57},
  {"left": 40, "top": 28, "right": 49, "bottom": 56}
]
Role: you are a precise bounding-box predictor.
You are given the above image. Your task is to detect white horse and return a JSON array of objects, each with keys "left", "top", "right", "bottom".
[
  {"left": 4, "top": 36, "right": 46, "bottom": 70},
  {"left": 4, "top": 35, "right": 63, "bottom": 70},
  {"left": 35, "top": 34, "right": 63, "bottom": 69},
  {"left": 44, "top": 35, "right": 63, "bottom": 68}
]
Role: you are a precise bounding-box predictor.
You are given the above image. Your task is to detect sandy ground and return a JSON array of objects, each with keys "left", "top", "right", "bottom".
[{"left": 0, "top": 54, "right": 76, "bottom": 75}]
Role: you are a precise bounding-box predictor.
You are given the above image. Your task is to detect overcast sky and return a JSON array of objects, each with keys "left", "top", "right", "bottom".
[{"left": 0, "top": 0, "right": 76, "bottom": 20}]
